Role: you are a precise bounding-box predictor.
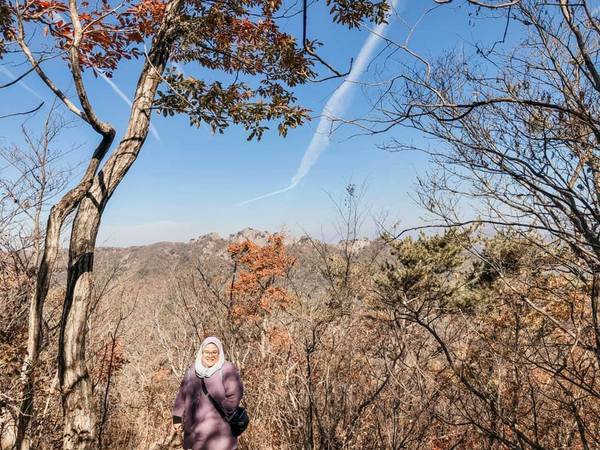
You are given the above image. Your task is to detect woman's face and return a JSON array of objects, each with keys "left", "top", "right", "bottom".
[{"left": 202, "top": 343, "right": 219, "bottom": 368}]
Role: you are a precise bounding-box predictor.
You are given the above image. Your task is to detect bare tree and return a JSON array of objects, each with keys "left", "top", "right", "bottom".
[
  {"left": 333, "top": 0, "right": 600, "bottom": 447},
  {"left": 0, "top": 109, "right": 71, "bottom": 450}
]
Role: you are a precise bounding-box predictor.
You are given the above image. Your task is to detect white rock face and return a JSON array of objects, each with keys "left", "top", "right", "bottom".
[{"left": 337, "top": 237, "right": 371, "bottom": 253}]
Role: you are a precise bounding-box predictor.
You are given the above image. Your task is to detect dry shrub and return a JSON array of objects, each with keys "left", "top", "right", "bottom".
[{"left": 59, "top": 228, "right": 600, "bottom": 449}]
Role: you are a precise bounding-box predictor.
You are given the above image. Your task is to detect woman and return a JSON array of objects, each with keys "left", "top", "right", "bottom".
[{"left": 172, "top": 336, "right": 244, "bottom": 450}]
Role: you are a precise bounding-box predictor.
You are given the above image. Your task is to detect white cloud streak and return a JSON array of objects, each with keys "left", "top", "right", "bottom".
[
  {"left": 47, "top": 13, "right": 162, "bottom": 141},
  {"left": 239, "top": 0, "right": 400, "bottom": 206},
  {"left": 0, "top": 66, "right": 47, "bottom": 102},
  {"left": 96, "top": 70, "right": 161, "bottom": 141},
  {"left": 1, "top": 64, "right": 161, "bottom": 143}
]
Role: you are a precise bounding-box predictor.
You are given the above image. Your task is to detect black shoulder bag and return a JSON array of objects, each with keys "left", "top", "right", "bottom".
[{"left": 200, "top": 378, "right": 249, "bottom": 437}]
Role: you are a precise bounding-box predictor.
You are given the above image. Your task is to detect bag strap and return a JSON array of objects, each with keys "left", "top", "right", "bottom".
[{"left": 200, "top": 377, "right": 228, "bottom": 421}]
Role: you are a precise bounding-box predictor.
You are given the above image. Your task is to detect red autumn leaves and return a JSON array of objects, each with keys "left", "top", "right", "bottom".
[
  {"left": 15, "top": 0, "right": 298, "bottom": 76},
  {"left": 20, "top": 0, "right": 167, "bottom": 75}
]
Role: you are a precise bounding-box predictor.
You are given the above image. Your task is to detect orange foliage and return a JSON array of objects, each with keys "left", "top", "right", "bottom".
[
  {"left": 227, "top": 234, "right": 295, "bottom": 323},
  {"left": 266, "top": 325, "right": 292, "bottom": 353}
]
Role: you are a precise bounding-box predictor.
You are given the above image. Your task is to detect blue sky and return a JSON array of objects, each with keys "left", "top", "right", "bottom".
[{"left": 0, "top": 1, "right": 514, "bottom": 246}]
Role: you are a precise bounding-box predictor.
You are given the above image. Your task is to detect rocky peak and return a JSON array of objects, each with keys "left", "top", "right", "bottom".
[
  {"left": 228, "top": 227, "right": 269, "bottom": 245},
  {"left": 337, "top": 237, "right": 371, "bottom": 252},
  {"left": 191, "top": 232, "right": 222, "bottom": 243}
]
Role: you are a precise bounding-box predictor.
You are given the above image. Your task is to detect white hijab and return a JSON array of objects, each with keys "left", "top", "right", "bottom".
[{"left": 195, "top": 336, "right": 226, "bottom": 378}]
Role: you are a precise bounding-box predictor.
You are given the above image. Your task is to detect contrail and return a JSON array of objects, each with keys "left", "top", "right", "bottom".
[
  {"left": 0, "top": 66, "right": 46, "bottom": 102},
  {"left": 239, "top": 0, "right": 400, "bottom": 206},
  {"left": 8, "top": 8, "right": 161, "bottom": 143},
  {"left": 47, "top": 13, "right": 161, "bottom": 141},
  {"left": 238, "top": 183, "right": 298, "bottom": 204},
  {"left": 96, "top": 69, "right": 161, "bottom": 141},
  {"left": 47, "top": 14, "right": 161, "bottom": 141},
  {"left": 1, "top": 62, "right": 161, "bottom": 141}
]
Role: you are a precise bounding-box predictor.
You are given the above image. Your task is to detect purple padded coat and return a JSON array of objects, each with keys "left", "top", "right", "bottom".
[{"left": 173, "top": 362, "right": 244, "bottom": 450}]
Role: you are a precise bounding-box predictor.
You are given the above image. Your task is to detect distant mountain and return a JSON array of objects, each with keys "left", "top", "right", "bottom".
[{"left": 86, "top": 228, "right": 380, "bottom": 293}]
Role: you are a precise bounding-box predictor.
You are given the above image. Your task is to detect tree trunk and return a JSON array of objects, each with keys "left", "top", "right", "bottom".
[
  {"left": 305, "top": 343, "right": 314, "bottom": 450},
  {"left": 591, "top": 271, "right": 600, "bottom": 367},
  {"left": 57, "top": 1, "right": 183, "bottom": 448},
  {"left": 15, "top": 133, "right": 114, "bottom": 450}
]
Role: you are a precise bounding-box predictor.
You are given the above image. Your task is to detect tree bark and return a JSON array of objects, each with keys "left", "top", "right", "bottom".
[
  {"left": 15, "top": 133, "right": 114, "bottom": 450},
  {"left": 57, "top": 1, "right": 183, "bottom": 448}
]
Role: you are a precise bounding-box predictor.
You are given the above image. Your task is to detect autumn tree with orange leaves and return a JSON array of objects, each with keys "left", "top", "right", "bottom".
[
  {"left": 227, "top": 234, "right": 295, "bottom": 325},
  {"left": 0, "top": 0, "right": 390, "bottom": 448}
]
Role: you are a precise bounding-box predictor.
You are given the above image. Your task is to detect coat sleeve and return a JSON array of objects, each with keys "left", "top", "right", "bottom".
[
  {"left": 172, "top": 369, "right": 188, "bottom": 420},
  {"left": 221, "top": 362, "right": 243, "bottom": 419}
]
